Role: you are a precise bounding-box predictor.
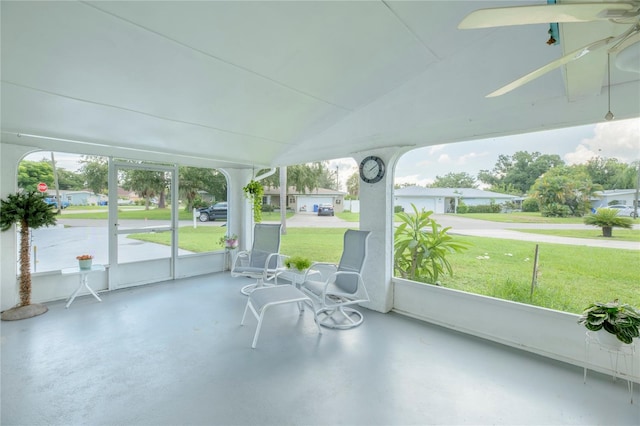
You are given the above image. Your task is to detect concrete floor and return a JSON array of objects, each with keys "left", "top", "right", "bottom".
[{"left": 1, "top": 273, "right": 639, "bottom": 425}]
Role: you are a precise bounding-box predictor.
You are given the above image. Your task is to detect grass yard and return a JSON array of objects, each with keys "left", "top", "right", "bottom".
[
  {"left": 441, "top": 236, "right": 640, "bottom": 314},
  {"left": 128, "top": 226, "right": 639, "bottom": 315},
  {"left": 513, "top": 228, "right": 640, "bottom": 242}
]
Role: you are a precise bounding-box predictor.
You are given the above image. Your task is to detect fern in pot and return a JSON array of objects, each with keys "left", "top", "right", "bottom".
[
  {"left": 578, "top": 299, "right": 640, "bottom": 345},
  {"left": 284, "top": 255, "right": 312, "bottom": 273}
]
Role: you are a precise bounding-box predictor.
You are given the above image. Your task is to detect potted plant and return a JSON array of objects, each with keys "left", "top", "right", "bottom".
[
  {"left": 218, "top": 233, "right": 239, "bottom": 249},
  {"left": 284, "top": 255, "right": 312, "bottom": 272},
  {"left": 578, "top": 299, "right": 640, "bottom": 345},
  {"left": 76, "top": 254, "right": 94, "bottom": 270},
  {"left": 242, "top": 180, "right": 263, "bottom": 223},
  {"left": 583, "top": 208, "right": 633, "bottom": 237},
  {"left": 0, "top": 191, "right": 57, "bottom": 320}
]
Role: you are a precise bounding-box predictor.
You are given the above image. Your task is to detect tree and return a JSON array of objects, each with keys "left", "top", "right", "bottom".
[
  {"left": 56, "top": 168, "right": 85, "bottom": 190},
  {"left": 346, "top": 172, "right": 360, "bottom": 198},
  {"left": 80, "top": 156, "right": 108, "bottom": 195},
  {"left": 261, "top": 162, "right": 336, "bottom": 192},
  {"left": 179, "top": 167, "right": 226, "bottom": 210},
  {"left": 430, "top": 172, "right": 478, "bottom": 188},
  {"left": 583, "top": 156, "right": 628, "bottom": 189},
  {"left": 17, "top": 160, "right": 54, "bottom": 192},
  {"left": 531, "top": 166, "right": 602, "bottom": 217},
  {"left": 479, "top": 151, "right": 564, "bottom": 194},
  {"left": 584, "top": 208, "right": 633, "bottom": 237},
  {"left": 0, "top": 191, "right": 57, "bottom": 319},
  {"left": 121, "top": 169, "right": 168, "bottom": 210}
]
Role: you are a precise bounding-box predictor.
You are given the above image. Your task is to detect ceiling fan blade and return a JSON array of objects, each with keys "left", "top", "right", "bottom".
[
  {"left": 487, "top": 36, "right": 615, "bottom": 97},
  {"left": 458, "top": 3, "right": 636, "bottom": 29}
]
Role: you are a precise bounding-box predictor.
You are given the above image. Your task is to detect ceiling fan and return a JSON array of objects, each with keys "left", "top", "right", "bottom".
[{"left": 458, "top": 1, "right": 640, "bottom": 98}]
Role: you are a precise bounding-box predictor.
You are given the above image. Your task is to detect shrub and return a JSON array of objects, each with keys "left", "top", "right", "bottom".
[
  {"left": 261, "top": 204, "right": 274, "bottom": 212},
  {"left": 457, "top": 203, "right": 469, "bottom": 214},
  {"left": 522, "top": 198, "right": 539, "bottom": 212},
  {"left": 394, "top": 203, "right": 470, "bottom": 284},
  {"left": 394, "top": 205, "right": 404, "bottom": 213},
  {"left": 466, "top": 203, "right": 502, "bottom": 213},
  {"left": 541, "top": 203, "right": 570, "bottom": 217}
]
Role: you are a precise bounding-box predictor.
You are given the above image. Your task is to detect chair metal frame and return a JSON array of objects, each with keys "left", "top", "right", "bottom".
[
  {"left": 231, "top": 223, "right": 283, "bottom": 295},
  {"left": 300, "top": 229, "right": 371, "bottom": 329}
]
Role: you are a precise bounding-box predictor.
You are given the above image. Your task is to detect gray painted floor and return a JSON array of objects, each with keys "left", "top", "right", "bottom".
[{"left": 2, "top": 273, "right": 639, "bottom": 425}]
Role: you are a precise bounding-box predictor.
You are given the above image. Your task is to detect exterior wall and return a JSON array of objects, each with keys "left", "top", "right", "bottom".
[
  {"left": 392, "top": 278, "right": 639, "bottom": 382},
  {"left": 394, "top": 196, "right": 437, "bottom": 213},
  {"left": 592, "top": 191, "right": 638, "bottom": 208}
]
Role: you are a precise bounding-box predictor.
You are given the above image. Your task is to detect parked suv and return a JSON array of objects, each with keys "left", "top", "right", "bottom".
[
  {"left": 198, "top": 202, "right": 228, "bottom": 222},
  {"left": 317, "top": 203, "right": 334, "bottom": 216}
]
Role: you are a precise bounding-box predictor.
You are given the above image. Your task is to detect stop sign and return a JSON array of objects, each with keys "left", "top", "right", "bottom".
[{"left": 37, "top": 182, "right": 48, "bottom": 192}]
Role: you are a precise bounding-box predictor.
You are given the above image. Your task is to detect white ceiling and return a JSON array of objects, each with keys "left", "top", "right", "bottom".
[{"left": 2, "top": 1, "right": 639, "bottom": 169}]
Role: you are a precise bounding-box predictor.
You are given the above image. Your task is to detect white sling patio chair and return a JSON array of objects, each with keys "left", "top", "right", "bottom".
[
  {"left": 231, "top": 223, "right": 283, "bottom": 295},
  {"left": 300, "top": 229, "right": 371, "bottom": 329}
]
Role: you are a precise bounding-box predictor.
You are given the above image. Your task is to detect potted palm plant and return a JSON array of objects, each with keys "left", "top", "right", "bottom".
[
  {"left": 578, "top": 299, "right": 640, "bottom": 345},
  {"left": 0, "top": 191, "right": 57, "bottom": 320}
]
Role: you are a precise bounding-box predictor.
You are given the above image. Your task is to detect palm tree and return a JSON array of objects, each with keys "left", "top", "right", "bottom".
[
  {"left": 0, "top": 191, "right": 57, "bottom": 320},
  {"left": 584, "top": 208, "right": 633, "bottom": 237}
]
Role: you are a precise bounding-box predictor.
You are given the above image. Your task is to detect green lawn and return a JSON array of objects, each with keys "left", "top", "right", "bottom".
[
  {"left": 513, "top": 228, "right": 640, "bottom": 242},
  {"left": 453, "top": 212, "right": 589, "bottom": 224},
  {"left": 128, "top": 226, "right": 639, "bottom": 314},
  {"left": 441, "top": 236, "right": 639, "bottom": 314}
]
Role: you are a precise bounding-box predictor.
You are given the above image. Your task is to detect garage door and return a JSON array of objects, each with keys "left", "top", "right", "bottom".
[{"left": 298, "top": 196, "right": 329, "bottom": 212}]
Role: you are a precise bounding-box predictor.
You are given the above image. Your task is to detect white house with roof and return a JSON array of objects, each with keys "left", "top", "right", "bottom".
[
  {"left": 394, "top": 186, "right": 518, "bottom": 214},
  {"left": 263, "top": 186, "right": 346, "bottom": 213},
  {"left": 591, "top": 189, "right": 639, "bottom": 209}
]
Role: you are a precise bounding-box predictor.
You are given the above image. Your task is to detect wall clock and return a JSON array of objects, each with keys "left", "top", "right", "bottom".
[{"left": 359, "top": 155, "right": 385, "bottom": 184}]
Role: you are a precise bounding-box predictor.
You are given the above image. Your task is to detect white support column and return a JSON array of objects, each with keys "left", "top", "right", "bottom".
[
  {"left": 223, "top": 169, "right": 254, "bottom": 251},
  {"left": 355, "top": 149, "right": 403, "bottom": 313}
]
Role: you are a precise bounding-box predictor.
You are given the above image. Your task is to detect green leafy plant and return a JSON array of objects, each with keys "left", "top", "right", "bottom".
[
  {"left": 394, "top": 203, "right": 470, "bottom": 284},
  {"left": 218, "top": 233, "right": 238, "bottom": 249},
  {"left": 243, "top": 180, "right": 263, "bottom": 223},
  {"left": 578, "top": 300, "right": 640, "bottom": 344},
  {"left": 0, "top": 191, "right": 57, "bottom": 312},
  {"left": 583, "top": 208, "right": 633, "bottom": 237},
  {"left": 284, "top": 255, "right": 312, "bottom": 271}
]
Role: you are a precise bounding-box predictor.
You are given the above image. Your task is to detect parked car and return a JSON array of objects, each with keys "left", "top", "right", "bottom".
[
  {"left": 317, "top": 203, "right": 334, "bottom": 216},
  {"left": 44, "top": 197, "right": 69, "bottom": 209},
  {"left": 198, "top": 202, "right": 228, "bottom": 222},
  {"left": 601, "top": 204, "right": 636, "bottom": 217}
]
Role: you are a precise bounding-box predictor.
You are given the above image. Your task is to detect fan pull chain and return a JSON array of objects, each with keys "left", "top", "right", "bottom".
[{"left": 605, "top": 53, "right": 614, "bottom": 121}]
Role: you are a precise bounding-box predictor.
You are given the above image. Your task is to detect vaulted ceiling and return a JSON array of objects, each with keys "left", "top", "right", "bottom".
[{"left": 2, "top": 1, "right": 639, "bottom": 169}]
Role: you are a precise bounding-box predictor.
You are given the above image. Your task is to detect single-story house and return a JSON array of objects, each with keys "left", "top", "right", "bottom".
[
  {"left": 263, "top": 186, "right": 346, "bottom": 213},
  {"left": 591, "top": 189, "right": 639, "bottom": 208},
  {"left": 394, "top": 186, "right": 518, "bottom": 214},
  {"left": 44, "top": 190, "right": 100, "bottom": 206}
]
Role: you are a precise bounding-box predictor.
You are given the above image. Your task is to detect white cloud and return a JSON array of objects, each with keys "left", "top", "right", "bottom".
[
  {"left": 394, "top": 174, "right": 432, "bottom": 187},
  {"left": 565, "top": 118, "right": 640, "bottom": 164},
  {"left": 457, "top": 151, "right": 488, "bottom": 165},
  {"left": 429, "top": 145, "right": 445, "bottom": 155},
  {"left": 437, "top": 154, "right": 451, "bottom": 163}
]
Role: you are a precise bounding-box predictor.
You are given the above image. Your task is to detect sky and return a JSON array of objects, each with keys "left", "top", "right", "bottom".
[
  {"left": 27, "top": 117, "right": 639, "bottom": 190},
  {"left": 332, "top": 117, "right": 640, "bottom": 189}
]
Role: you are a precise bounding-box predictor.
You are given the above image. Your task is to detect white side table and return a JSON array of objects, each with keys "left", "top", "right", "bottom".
[
  {"left": 584, "top": 331, "right": 636, "bottom": 403},
  {"left": 61, "top": 264, "right": 105, "bottom": 308}
]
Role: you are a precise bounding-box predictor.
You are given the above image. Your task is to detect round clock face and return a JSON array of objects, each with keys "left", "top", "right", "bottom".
[{"left": 359, "top": 155, "right": 385, "bottom": 183}]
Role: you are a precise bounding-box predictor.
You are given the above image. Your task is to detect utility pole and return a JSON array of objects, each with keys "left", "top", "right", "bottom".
[
  {"left": 50, "top": 152, "right": 62, "bottom": 213},
  {"left": 635, "top": 162, "right": 639, "bottom": 219}
]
